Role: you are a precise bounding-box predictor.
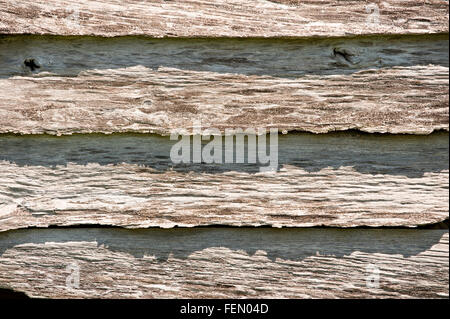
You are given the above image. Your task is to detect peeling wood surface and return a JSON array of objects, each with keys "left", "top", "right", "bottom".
[
  {"left": 0, "top": 228, "right": 447, "bottom": 298},
  {"left": 0, "top": 132, "right": 447, "bottom": 231},
  {"left": 0, "top": 35, "right": 448, "bottom": 135},
  {"left": 0, "top": 0, "right": 448, "bottom": 38}
]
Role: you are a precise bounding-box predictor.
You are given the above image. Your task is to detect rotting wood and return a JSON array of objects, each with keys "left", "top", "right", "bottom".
[
  {"left": 0, "top": 132, "right": 447, "bottom": 231},
  {"left": 0, "top": 228, "right": 447, "bottom": 298},
  {"left": 0, "top": 34, "right": 448, "bottom": 135},
  {"left": 0, "top": 0, "right": 448, "bottom": 37}
]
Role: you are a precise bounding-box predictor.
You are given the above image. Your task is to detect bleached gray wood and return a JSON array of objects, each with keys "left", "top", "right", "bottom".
[
  {"left": 0, "top": 0, "right": 448, "bottom": 38},
  {"left": 0, "top": 132, "right": 447, "bottom": 231},
  {"left": 0, "top": 228, "right": 447, "bottom": 298},
  {"left": 0, "top": 34, "right": 448, "bottom": 135}
]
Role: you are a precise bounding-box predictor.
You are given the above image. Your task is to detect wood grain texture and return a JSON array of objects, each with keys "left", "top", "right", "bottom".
[
  {"left": 0, "top": 132, "right": 447, "bottom": 231},
  {"left": 0, "top": 228, "right": 447, "bottom": 298},
  {"left": 1, "top": 1, "right": 448, "bottom": 301},
  {"left": 0, "top": 0, "right": 448, "bottom": 37},
  {"left": 0, "top": 35, "right": 448, "bottom": 135}
]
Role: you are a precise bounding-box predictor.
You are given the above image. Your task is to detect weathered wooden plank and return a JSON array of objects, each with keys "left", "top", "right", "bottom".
[
  {"left": 0, "top": 35, "right": 448, "bottom": 135},
  {"left": 4, "top": 34, "right": 448, "bottom": 79},
  {"left": 0, "top": 132, "right": 447, "bottom": 231},
  {"left": 0, "top": 0, "right": 448, "bottom": 38},
  {"left": 0, "top": 228, "right": 447, "bottom": 298}
]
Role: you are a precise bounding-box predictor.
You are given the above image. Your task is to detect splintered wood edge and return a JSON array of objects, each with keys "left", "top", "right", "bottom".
[
  {"left": 0, "top": 0, "right": 448, "bottom": 37},
  {"left": 0, "top": 228, "right": 448, "bottom": 298}
]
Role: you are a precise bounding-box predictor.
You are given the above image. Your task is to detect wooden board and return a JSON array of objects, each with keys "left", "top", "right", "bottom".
[
  {"left": 0, "top": 228, "right": 447, "bottom": 298},
  {"left": 0, "top": 34, "right": 448, "bottom": 135},
  {"left": 0, "top": 1, "right": 448, "bottom": 301},
  {"left": 0, "top": 132, "right": 448, "bottom": 231},
  {"left": 0, "top": 0, "right": 448, "bottom": 38}
]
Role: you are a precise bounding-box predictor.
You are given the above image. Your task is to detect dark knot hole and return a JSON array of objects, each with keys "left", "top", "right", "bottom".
[{"left": 24, "top": 58, "right": 40, "bottom": 72}]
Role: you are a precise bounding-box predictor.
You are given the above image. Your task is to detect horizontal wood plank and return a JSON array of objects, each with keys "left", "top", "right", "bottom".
[
  {"left": 0, "top": 0, "right": 448, "bottom": 37},
  {"left": 0, "top": 35, "right": 448, "bottom": 135},
  {"left": 0, "top": 228, "right": 447, "bottom": 298},
  {"left": 0, "top": 132, "right": 448, "bottom": 231}
]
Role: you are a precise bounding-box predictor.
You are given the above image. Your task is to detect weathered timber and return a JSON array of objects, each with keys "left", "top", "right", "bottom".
[
  {"left": 0, "top": 0, "right": 448, "bottom": 301},
  {"left": 0, "top": 34, "right": 448, "bottom": 135},
  {"left": 0, "top": 132, "right": 447, "bottom": 231},
  {"left": 0, "top": 0, "right": 448, "bottom": 37},
  {"left": 0, "top": 228, "right": 447, "bottom": 298}
]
